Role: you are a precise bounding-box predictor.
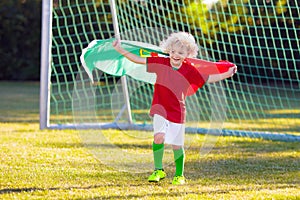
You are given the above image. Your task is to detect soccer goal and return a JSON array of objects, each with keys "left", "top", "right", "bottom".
[{"left": 40, "top": 0, "right": 300, "bottom": 142}]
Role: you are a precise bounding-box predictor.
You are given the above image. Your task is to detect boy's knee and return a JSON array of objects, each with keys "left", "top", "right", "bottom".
[
  {"left": 154, "top": 133, "right": 165, "bottom": 144},
  {"left": 172, "top": 145, "right": 182, "bottom": 150}
]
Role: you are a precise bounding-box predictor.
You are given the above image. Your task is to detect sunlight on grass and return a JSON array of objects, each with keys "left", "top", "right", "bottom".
[
  {"left": 1, "top": 123, "right": 299, "bottom": 199},
  {"left": 0, "top": 82, "right": 299, "bottom": 199},
  {"left": 224, "top": 118, "right": 300, "bottom": 135},
  {"left": 267, "top": 109, "right": 300, "bottom": 114}
]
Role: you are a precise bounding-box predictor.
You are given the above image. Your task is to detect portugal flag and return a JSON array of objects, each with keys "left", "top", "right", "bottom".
[{"left": 80, "top": 38, "right": 234, "bottom": 84}]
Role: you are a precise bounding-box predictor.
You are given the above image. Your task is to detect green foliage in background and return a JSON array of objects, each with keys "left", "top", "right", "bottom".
[
  {"left": 0, "top": 0, "right": 299, "bottom": 81},
  {"left": 0, "top": 0, "right": 41, "bottom": 80}
]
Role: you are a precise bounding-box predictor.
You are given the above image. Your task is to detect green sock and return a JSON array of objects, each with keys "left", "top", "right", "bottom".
[
  {"left": 173, "top": 148, "right": 185, "bottom": 176},
  {"left": 152, "top": 142, "right": 164, "bottom": 170}
]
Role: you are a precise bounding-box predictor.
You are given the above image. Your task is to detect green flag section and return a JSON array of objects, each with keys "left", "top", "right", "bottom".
[
  {"left": 80, "top": 38, "right": 165, "bottom": 84},
  {"left": 80, "top": 38, "right": 234, "bottom": 84}
]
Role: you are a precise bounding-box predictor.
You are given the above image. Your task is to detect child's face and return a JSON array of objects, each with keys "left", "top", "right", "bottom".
[{"left": 169, "top": 43, "right": 189, "bottom": 67}]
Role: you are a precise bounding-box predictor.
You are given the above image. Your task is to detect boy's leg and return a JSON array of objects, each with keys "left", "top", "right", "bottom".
[
  {"left": 148, "top": 133, "right": 166, "bottom": 182},
  {"left": 172, "top": 145, "right": 185, "bottom": 185},
  {"left": 152, "top": 115, "right": 166, "bottom": 170},
  {"left": 153, "top": 133, "right": 165, "bottom": 169},
  {"left": 152, "top": 140, "right": 164, "bottom": 170},
  {"left": 173, "top": 146, "right": 185, "bottom": 176},
  {"left": 149, "top": 115, "right": 168, "bottom": 182}
]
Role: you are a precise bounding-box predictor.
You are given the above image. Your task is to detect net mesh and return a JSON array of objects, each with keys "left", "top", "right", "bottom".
[{"left": 49, "top": 0, "right": 300, "bottom": 139}]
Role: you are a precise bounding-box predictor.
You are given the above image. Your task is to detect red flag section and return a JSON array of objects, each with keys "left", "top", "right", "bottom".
[{"left": 186, "top": 58, "right": 235, "bottom": 74}]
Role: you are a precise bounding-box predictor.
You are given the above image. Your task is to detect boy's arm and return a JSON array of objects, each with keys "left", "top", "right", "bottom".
[
  {"left": 113, "top": 40, "right": 147, "bottom": 64},
  {"left": 207, "top": 65, "right": 237, "bottom": 83}
]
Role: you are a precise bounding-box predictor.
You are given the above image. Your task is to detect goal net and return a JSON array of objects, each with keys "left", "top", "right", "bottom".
[{"left": 40, "top": 0, "right": 300, "bottom": 142}]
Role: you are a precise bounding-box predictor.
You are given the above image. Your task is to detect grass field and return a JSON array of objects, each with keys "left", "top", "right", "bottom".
[{"left": 0, "top": 82, "right": 299, "bottom": 199}]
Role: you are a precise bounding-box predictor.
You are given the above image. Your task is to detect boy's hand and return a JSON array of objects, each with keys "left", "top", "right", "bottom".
[
  {"left": 111, "top": 39, "right": 147, "bottom": 64},
  {"left": 229, "top": 65, "right": 237, "bottom": 76}
]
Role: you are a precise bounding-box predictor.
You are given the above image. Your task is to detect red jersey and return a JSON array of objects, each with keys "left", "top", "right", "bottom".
[{"left": 147, "top": 57, "right": 209, "bottom": 123}]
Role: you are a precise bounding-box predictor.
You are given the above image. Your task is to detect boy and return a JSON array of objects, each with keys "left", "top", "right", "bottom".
[{"left": 113, "top": 32, "right": 237, "bottom": 185}]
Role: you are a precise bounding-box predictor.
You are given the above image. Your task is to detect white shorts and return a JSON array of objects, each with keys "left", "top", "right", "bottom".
[{"left": 153, "top": 114, "right": 185, "bottom": 146}]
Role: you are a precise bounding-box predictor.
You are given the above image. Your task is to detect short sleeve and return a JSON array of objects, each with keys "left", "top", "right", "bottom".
[{"left": 186, "top": 63, "right": 209, "bottom": 96}]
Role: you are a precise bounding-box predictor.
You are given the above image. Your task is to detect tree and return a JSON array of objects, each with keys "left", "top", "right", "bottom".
[{"left": 0, "top": 0, "right": 41, "bottom": 80}]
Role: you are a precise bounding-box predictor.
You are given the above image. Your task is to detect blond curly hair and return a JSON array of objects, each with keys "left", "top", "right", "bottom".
[{"left": 159, "top": 32, "right": 199, "bottom": 58}]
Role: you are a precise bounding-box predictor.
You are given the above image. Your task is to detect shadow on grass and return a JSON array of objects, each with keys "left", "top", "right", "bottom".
[
  {"left": 95, "top": 184, "right": 298, "bottom": 200},
  {"left": 0, "top": 183, "right": 132, "bottom": 195},
  {"left": 0, "top": 182, "right": 297, "bottom": 198}
]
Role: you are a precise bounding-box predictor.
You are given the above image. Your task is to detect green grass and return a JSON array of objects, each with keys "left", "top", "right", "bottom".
[{"left": 0, "top": 82, "right": 299, "bottom": 199}]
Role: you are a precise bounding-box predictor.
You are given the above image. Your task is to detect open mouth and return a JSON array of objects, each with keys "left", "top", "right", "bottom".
[{"left": 172, "top": 58, "right": 180, "bottom": 61}]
